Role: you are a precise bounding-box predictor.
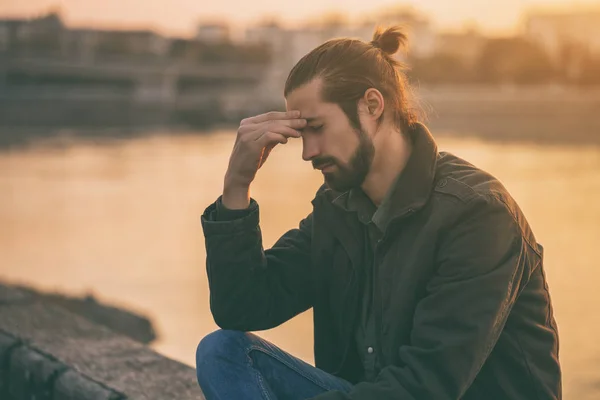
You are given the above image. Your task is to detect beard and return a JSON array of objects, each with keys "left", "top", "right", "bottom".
[{"left": 312, "top": 127, "right": 375, "bottom": 192}]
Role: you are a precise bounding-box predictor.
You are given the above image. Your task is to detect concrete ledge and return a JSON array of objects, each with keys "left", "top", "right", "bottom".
[
  {"left": 0, "top": 285, "right": 32, "bottom": 304},
  {"left": 55, "top": 370, "right": 124, "bottom": 400},
  {"left": 0, "top": 284, "right": 203, "bottom": 399},
  {"left": 13, "top": 285, "right": 156, "bottom": 344},
  {"left": 8, "top": 346, "right": 66, "bottom": 399},
  {"left": 0, "top": 332, "right": 21, "bottom": 393}
]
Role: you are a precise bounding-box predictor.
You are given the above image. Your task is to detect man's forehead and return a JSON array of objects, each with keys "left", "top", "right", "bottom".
[
  {"left": 284, "top": 102, "right": 324, "bottom": 120},
  {"left": 285, "top": 79, "right": 322, "bottom": 107}
]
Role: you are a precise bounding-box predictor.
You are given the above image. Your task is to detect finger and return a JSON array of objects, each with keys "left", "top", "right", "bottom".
[
  {"left": 245, "top": 123, "right": 301, "bottom": 142},
  {"left": 261, "top": 123, "right": 303, "bottom": 138},
  {"left": 246, "top": 110, "right": 301, "bottom": 124},
  {"left": 259, "top": 145, "right": 275, "bottom": 168},
  {"left": 240, "top": 119, "right": 305, "bottom": 139},
  {"left": 256, "top": 131, "right": 289, "bottom": 147},
  {"left": 264, "top": 118, "right": 307, "bottom": 130},
  {"left": 264, "top": 143, "right": 276, "bottom": 155}
]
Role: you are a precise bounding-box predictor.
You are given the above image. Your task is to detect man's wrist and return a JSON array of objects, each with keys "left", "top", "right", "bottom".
[{"left": 222, "top": 179, "right": 251, "bottom": 210}]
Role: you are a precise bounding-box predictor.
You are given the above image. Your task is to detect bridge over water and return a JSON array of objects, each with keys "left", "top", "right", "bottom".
[{"left": 0, "top": 56, "right": 271, "bottom": 128}]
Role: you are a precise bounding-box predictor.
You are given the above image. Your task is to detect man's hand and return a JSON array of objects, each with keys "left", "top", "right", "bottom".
[{"left": 222, "top": 110, "right": 306, "bottom": 209}]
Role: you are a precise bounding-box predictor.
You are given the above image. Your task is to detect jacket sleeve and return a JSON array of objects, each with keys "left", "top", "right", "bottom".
[
  {"left": 311, "top": 195, "right": 532, "bottom": 400},
  {"left": 201, "top": 196, "right": 314, "bottom": 331}
]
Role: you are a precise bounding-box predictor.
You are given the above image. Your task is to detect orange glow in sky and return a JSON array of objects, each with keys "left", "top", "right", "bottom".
[{"left": 0, "top": 0, "right": 598, "bottom": 35}]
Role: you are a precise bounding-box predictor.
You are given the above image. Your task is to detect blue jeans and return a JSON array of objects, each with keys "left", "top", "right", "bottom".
[{"left": 196, "top": 330, "right": 354, "bottom": 400}]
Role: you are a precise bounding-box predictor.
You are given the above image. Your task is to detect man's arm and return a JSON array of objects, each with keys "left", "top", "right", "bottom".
[
  {"left": 311, "top": 194, "right": 533, "bottom": 400},
  {"left": 200, "top": 110, "right": 309, "bottom": 330},
  {"left": 201, "top": 196, "right": 314, "bottom": 331}
]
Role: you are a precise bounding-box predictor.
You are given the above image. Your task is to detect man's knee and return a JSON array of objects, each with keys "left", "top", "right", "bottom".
[{"left": 196, "top": 329, "right": 250, "bottom": 369}]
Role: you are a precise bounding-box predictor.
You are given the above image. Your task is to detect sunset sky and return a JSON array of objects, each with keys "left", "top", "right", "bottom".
[{"left": 1, "top": 0, "right": 597, "bottom": 36}]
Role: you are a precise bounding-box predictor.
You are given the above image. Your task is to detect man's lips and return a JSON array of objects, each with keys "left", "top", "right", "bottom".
[{"left": 315, "top": 163, "right": 335, "bottom": 172}]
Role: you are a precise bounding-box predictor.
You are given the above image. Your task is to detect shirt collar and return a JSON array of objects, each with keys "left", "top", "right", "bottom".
[{"left": 332, "top": 123, "right": 439, "bottom": 233}]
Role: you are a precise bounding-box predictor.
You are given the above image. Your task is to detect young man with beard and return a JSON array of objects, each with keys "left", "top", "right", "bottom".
[{"left": 196, "top": 26, "right": 561, "bottom": 400}]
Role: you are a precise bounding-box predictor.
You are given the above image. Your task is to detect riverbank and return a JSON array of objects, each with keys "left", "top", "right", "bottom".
[{"left": 0, "top": 282, "right": 203, "bottom": 399}]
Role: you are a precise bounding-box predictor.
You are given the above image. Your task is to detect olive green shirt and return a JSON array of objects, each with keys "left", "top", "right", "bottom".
[{"left": 333, "top": 179, "right": 401, "bottom": 382}]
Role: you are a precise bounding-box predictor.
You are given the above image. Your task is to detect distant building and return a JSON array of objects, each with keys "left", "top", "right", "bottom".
[
  {"left": 245, "top": 22, "right": 288, "bottom": 55},
  {"left": 524, "top": 9, "right": 600, "bottom": 60},
  {"left": 0, "top": 13, "right": 64, "bottom": 55},
  {"left": 244, "top": 22, "right": 292, "bottom": 103},
  {"left": 16, "top": 12, "right": 64, "bottom": 40},
  {"left": 62, "top": 28, "right": 170, "bottom": 62},
  {"left": 109, "top": 30, "right": 170, "bottom": 56},
  {"left": 197, "top": 23, "right": 230, "bottom": 43},
  {"left": 0, "top": 19, "right": 27, "bottom": 53},
  {"left": 434, "top": 28, "right": 486, "bottom": 66}
]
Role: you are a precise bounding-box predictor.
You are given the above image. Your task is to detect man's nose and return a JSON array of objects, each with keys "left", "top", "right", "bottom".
[{"left": 302, "top": 137, "right": 320, "bottom": 162}]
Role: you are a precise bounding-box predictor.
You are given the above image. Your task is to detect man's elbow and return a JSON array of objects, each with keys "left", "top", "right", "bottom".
[
  {"left": 210, "top": 300, "right": 244, "bottom": 330},
  {"left": 210, "top": 301, "right": 272, "bottom": 332}
]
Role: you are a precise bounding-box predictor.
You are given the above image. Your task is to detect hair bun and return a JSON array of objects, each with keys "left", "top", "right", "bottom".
[{"left": 371, "top": 26, "right": 408, "bottom": 56}]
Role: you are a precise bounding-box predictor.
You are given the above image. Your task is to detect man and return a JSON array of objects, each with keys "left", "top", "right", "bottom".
[{"left": 197, "top": 26, "right": 561, "bottom": 399}]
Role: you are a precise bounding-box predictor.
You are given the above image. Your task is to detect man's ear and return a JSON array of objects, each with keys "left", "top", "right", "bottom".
[{"left": 364, "top": 88, "right": 385, "bottom": 120}]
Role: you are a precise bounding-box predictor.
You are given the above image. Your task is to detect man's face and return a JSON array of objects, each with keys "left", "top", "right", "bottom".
[{"left": 285, "top": 79, "right": 375, "bottom": 192}]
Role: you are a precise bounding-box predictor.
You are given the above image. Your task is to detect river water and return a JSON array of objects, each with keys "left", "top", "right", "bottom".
[{"left": 1, "top": 130, "right": 598, "bottom": 399}]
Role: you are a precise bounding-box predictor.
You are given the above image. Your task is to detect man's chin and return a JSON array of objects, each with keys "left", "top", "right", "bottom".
[
  {"left": 323, "top": 173, "right": 356, "bottom": 193},
  {"left": 323, "top": 174, "right": 339, "bottom": 191}
]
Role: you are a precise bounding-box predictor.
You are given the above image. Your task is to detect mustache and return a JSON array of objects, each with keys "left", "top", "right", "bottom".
[{"left": 312, "top": 157, "right": 337, "bottom": 169}]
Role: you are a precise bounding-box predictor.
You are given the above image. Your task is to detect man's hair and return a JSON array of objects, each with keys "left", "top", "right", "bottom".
[{"left": 284, "top": 26, "right": 419, "bottom": 132}]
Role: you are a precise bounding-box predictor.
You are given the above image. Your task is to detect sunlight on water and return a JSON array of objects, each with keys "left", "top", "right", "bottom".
[{"left": 0, "top": 131, "right": 598, "bottom": 399}]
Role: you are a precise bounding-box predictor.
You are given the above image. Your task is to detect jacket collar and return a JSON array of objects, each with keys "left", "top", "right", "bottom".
[{"left": 331, "top": 122, "right": 439, "bottom": 233}]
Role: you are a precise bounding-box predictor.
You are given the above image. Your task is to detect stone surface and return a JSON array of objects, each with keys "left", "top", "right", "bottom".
[
  {"left": 0, "top": 331, "right": 21, "bottom": 395},
  {"left": 15, "top": 284, "right": 156, "bottom": 344},
  {"left": 54, "top": 370, "right": 124, "bottom": 400},
  {"left": 0, "top": 284, "right": 31, "bottom": 305},
  {"left": 8, "top": 346, "right": 65, "bottom": 400},
  {"left": 0, "top": 300, "right": 203, "bottom": 399}
]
